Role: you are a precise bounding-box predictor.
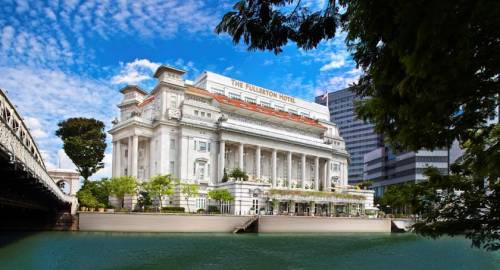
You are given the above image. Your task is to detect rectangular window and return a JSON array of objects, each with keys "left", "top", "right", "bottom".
[
  {"left": 170, "top": 139, "right": 175, "bottom": 150},
  {"left": 207, "top": 113, "right": 211, "bottom": 118},
  {"left": 201, "top": 111, "right": 206, "bottom": 117},
  {"left": 288, "top": 109, "right": 298, "bottom": 115},
  {"left": 169, "top": 161, "right": 175, "bottom": 175},
  {"left": 211, "top": 87, "right": 224, "bottom": 95},
  {"left": 199, "top": 141, "right": 207, "bottom": 152},
  {"left": 194, "top": 110, "right": 199, "bottom": 116},
  {"left": 275, "top": 105, "right": 285, "bottom": 111},
  {"left": 300, "top": 112, "right": 310, "bottom": 117},
  {"left": 260, "top": 101, "right": 271, "bottom": 107},
  {"left": 170, "top": 94, "right": 177, "bottom": 108},
  {"left": 229, "top": 92, "right": 241, "bottom": 100},
  {"left": 245, "top": 97, "right": 257, "bottom": 104}
]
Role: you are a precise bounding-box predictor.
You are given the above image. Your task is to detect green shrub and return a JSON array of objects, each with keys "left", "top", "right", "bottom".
[
  {"left": 229, "top": 168, "right": 248, "bottom": 181},
  {"left": 196, "top": 209, "right": 206, "bottom": 214},
  {"left": 161, "top": 206, "right": 185, "bottom": 213},
  {"left": 207, "top": 205, "right": 220, "bottom": 214}
]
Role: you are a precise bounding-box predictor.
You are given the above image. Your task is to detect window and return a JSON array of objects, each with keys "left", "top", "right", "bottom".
[
  {"left": 260, "top": 101, "right": 271, "bottom": 107},
  {"left": 245, "top": 97, "right": 257, "bottom": 104},
  {"left": 194, "top": 110, "right": 199, "bottom": 116},
  {"left": 207, "top": 113, "right": 211, "bottom": 118},
  {"left": 229, "top": 92, "right": 241, "bottom": 100},
  {"left": 300, "top": 112, "right": 310, "bottom": 117},
  {"left": 275, "top": 105, "right": 285, "bottom": 111},
  {"left": 199, "top": 141, "right": 207, "bottom": 151},
  {"left": 211, "top": 87, "right": 224, "bottom": 95},
  {"left": 170, "top": 139, "right": 176, "bottom": 150},
  {"left": 288, "top": 109, "right": 298, "bottom": 115},
  {"left": 201, "top": 112, "right": 205, "bottom": 117},
  {"left": 195, "top": 161, "right": 206, "bottom": 180},
  {"left": 170, "top": 94, "right": 177, "bottom": 108},
  {"left": 195, "top": 141, "right": 211, "bottom": 152},
  {"left": 196, "top": 197, "right": 206, "bottom": 210},
  {"left": 170, "top": 161, "right": 175, "bottom": 175}
]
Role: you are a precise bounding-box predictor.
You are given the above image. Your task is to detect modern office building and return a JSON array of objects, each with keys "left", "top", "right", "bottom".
[
  {"left": 364, "top": 146, "right": 449, "bottom": 197},
  {"left": 109, "top": 66, "right": 374, "bottom": 215},
  {"left": 315, "top": 88, "right": 383, "bottom": 184}
]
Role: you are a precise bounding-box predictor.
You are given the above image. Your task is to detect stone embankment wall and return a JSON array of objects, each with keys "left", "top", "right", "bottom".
[
  {"left": 79, "top": 213, "right": 249, "bottom": 232},
  {"left": 79, "top": 213, "right": 392, "bottom": 233},
  {"left": 258, "top": 216, "right": 391, "bottom": 233}
]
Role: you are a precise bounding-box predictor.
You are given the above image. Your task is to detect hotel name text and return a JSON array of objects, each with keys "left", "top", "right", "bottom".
[{"left": 231, "top": 79, "right": 295, "bottom": 104}]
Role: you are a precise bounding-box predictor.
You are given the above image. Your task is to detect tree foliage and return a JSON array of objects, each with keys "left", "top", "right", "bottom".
[
  {"left": 217, "top": 0, "right": 500, "bottom": 250},
  {"left": 142, "top": 175, "right": 174, "bottom": 209},
  {"left": 108, "top": 176, "right": 137, "bottom": 208},
  {"left": 76, "top": 178, "right": 111, "bottom": 208},
  {"left": 55, "top": 117, "right": 107, "bottom": 181},
  {"left": 414, "top": 126, "right": 500, "bottom": 251},
  {"left": 208, "top": 189, "right": 235, "bottom": 203},
  {"left": 229, "top": 167, "right": 249, "bottom": 181},
  {"left": 216, "top": 0, "right": 337, "bottom": 54},
  {"left": 181, "top": 183, "right": 200, "bottom": 212}
]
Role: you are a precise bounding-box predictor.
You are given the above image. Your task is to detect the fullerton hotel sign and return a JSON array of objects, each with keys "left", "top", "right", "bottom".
[{"left": 231, "top": 79, "right": 296, "bottom": 104}]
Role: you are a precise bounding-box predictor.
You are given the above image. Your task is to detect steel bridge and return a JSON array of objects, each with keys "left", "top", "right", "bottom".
[{"left": 0, "top": 89, "right": 77, "bottom": 229}]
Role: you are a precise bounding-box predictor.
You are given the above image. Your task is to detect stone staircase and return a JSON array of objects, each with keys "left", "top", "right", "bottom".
[{"left": 233, "top": 215, "right": 259, "bottom": 233}]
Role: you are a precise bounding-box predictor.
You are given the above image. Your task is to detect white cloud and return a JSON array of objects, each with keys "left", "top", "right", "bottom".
[
  {"left": 0, "top": 66, "right": 120, "bottom": 175},
  {"left": 111, "top": 59, "right": 161, "bottom": 85},
  {"left": 319, "top": 52, "right": 347, "bottom": 71},
  {"left": 0, "top": 1, "right": 220, "bottom": 69},
  {"left": 91, "top": 151, "right": 113, "bottom": 180},
  {"left": 57, "top": 149, "right": 77, "bottom": 170}
]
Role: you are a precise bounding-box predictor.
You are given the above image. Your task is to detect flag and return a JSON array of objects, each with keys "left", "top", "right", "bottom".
[{"left": 320, "top": 91, "right": 328, "bottom": 101}]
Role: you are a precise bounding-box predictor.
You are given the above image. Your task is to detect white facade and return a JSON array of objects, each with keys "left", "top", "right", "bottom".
[{"left": 109, "top": 65, "right": 373, "bottom": 215}]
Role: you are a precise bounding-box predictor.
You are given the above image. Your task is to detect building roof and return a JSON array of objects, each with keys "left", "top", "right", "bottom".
[
  {"left": 186, "top": 86, "right": 325, "bottom": 129},
  {"left": 138, "top": 95, "right": 155, "bottom": 107},
  {"left": 154, "top": 65, "right": 186, "bottom": 78},
  {"left": 119, "top": 85, "right": 148, "bottom": 95}
]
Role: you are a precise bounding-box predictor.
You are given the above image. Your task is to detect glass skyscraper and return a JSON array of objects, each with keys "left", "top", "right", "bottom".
[{"left": 315, "top": 88, "right": 383, "bottom": 184}]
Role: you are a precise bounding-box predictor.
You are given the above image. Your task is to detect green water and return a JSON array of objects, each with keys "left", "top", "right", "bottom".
[{"left": 0, "top": 232, "right": 498, "bottom": 270}]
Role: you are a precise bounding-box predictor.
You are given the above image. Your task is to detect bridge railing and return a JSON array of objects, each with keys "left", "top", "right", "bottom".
[{"left": 0, "top": 90, "right": 77, "bottom": 209}]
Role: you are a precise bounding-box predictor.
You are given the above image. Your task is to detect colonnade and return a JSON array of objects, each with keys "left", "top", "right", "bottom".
[{"left": 218, "top": 140, "right": 334, "bottom": 191}]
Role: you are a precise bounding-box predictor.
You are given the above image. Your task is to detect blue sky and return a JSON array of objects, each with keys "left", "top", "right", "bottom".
[{"left": 0, "top": 0, "right": 360, "bottom": 179}]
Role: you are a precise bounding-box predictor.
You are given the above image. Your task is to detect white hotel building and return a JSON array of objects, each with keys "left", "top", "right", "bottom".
[{"left": 109, "top": 66, "right": 374, "bottom": 216}]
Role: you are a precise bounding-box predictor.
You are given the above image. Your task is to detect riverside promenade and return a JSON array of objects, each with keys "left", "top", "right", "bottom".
[{"left": 78, "top": 213, "right": 392, "bottom": 233}]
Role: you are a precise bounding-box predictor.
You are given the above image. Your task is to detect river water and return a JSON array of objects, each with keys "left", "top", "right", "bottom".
[{"left": 0, "top": 232, "right": 498, "bottom": 270}]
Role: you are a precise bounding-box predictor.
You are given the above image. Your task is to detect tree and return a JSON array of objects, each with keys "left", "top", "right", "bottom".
[
  {"left": 414, "top": 126, "right": 500, "bottom": 251},
  {"left": 143, "top": 175, "right": 174, "bottom": 210},
  {"left": 229, "top": 168, "right": 248, "bottom": 181},
  {"left": 55, "top": 118, "right": 107, "bottom": 181},
  {"left": 208, "top": 189, "right": 235, "bottom": 212},
  {"left": 108, "top": 176, "right": 137, "bottom": 208},
  {"left": 217, "top": 0, "right": 500, "bottom": 250},
  {"left": 76, "top": 187, "right": 98, "bottom": 209},
  {"left": 181, "top": 183, "right": 200, "bottom": 212}
]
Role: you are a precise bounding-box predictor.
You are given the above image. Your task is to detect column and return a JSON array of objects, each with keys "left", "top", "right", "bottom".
[
  {"left": 127, "top": 137, "right": 132, "bottom": 176},
  {"left": 115, "top": 141, "right": 121, "bottom": 177},
  {"left": 131, "top": 135, "right": 139, "bottom": 178},
  {"left": 112, "top": 141, "right": 117, "bottom": 177},
  {"left": 314, "top": 157, "right": 320, "bottom": 191},
  {"left": 325, "top": 159, "right": 331, "bottom": 191},
  {"left": 301, "top": 154, "right": 306, "bottom": 189},
  {"left": 272, "top": 149, "right": 277, "bottom": 187},
  {"left": 238, "top": 143, "right": 244, "bottom": 170},
  {"left": 255, "top": 146, "right": 261, "bottom": 180},
  {"left": 310, "top": 201, "right": 316, "bottom": 216},
  {"left": 287, "top": 152, "right": 292, "bottom": 189},
  {"left": 218, "top": 140, "right": 225, "bottom": 182}
]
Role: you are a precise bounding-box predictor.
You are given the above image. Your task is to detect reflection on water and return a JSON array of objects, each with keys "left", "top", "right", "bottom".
[{"left": 0, "top": 232, "right": 498, "bottom": 270}]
